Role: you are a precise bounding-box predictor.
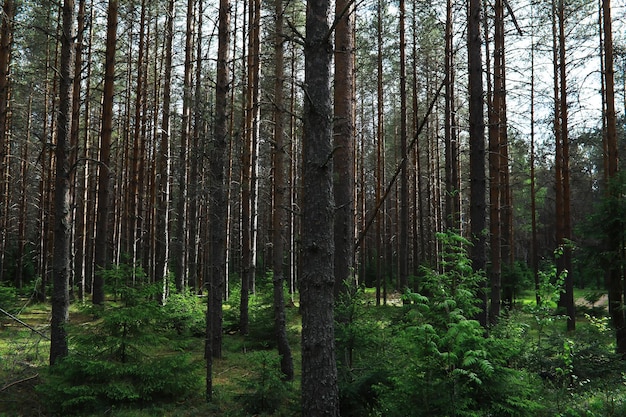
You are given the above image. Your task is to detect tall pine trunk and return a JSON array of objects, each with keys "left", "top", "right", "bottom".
[
  {"left": 93, "top": 0, "right": 118, "bottom": 305},
  {"left": 271, "top": 0, "right": 294, "bottom": 380},
  {"left": 398, "top": 0, "right": 409, "bottom": 296},
  {"left": 154, "top": 0, "right": 174, "bottom": 293},
  {"left": 206, "top": 0, "right": 230, "bottom": 400},
  {"left": 301, "top": 0, "right": 339, "bottom": 413},
  {"left": 0, "top": 0, "right": 13, "bottom": 284},
  {"left": 50, "top": 0, "right": 75, "bottom": 365},
  {"left": 468, "top": 0, "right": 487, "bottom": 326},
  {"left": 333, "top": 0, "right": 355, "bottom": 296},
  {"left": 173, "top": 0, "right": 195, "bottom": 292},
  {"left": 601, "top": 0, "right": 625, "bottom": 355}
]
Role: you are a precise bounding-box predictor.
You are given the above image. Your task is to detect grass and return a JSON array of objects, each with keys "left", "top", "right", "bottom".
[
  {"left": 1, "top": 284, "right": 625, "bottom": 417},
  {"left": 0, "top": 292, "right": 302, "bottom": 417}
]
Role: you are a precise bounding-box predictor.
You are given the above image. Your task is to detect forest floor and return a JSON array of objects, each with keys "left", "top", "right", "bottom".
[
  {"left": 575, "top": 293, "right": 608, "bottom": 309},
  {"left": 0, "top": 287, "right": 623, "bottom": 416}
]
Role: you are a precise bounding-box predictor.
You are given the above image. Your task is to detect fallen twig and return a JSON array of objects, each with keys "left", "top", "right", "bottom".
[{"left": 0, "top": 373, "right": 39, "bottom": 392}]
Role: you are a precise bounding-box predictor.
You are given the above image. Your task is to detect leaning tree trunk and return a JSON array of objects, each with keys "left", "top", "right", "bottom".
[{"left": 50, "top": 0, "right": 75, "bottom": 366}]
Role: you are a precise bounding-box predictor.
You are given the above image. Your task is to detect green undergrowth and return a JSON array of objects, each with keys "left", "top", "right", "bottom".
[
  {"left": 1, "top": 250, "right": 625, "bottom": 416},
  {"left": 0, "top": 278, "right": 301, "bottom": 417}
]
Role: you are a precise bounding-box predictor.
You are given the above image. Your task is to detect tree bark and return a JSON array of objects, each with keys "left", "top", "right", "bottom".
[
  {"left": 301, "top": 0, "right": 339, "bottom": 413},
  {"left": 154, "top": 0, "right": 174, "bottom": 293},
  {"left": 398, "top": 0, "right": 409, "bottom": 296},
  {"left": 601, "top": 0, "right": 625, "bottom": 355},
  {"left": 50, "top": 0, "right": 74, "bottom": 366},
  {"left": 0, "top": 0, "right": 14, "bottom": 284},
  {"left": 468, "top": 0, "right": 488, "bottom": 326},
  {"left": 555, "top": 0, "right": 576, "bottom": 331},
  {"left": 93, "top": 0, "right": 118, "bottom": 305},
  {"left": 206, "top": 0, "right": 230, "bottom": 401},
  {"left": 333, "top": 0, "right": 355, "bottom": 297},
  {"left": 173, "top": 0, "right": 195, "bottom": 292},
  {"left": 272, "top": 0, "right": 294, "bottom": 380}
]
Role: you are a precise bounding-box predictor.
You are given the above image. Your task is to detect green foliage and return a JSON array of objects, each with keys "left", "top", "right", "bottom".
[
  {"left": 99, "top": 261, "right": 148, "bottom": 302},
  {"left": 76, "top": 283, "right": 164, "bottom": 363},
  {"left": 237, "top": 351, "right": 295, "bottom": 416},
  {"left": 372, "top": 233, "right": 544, "bottom": 416},
  {"left": 37, "top": 353, "right": 200, "bottom": 415},
  {"left": 36, "top": 277, "right": 202, "bottom": 415},
  {"left": 0, "top": 283, "right": 17, "bottom": 311},
  {"left": 161, "top": 291, "right": 206, "bottom": 336},
  {"left": 335, "top": 285, "right": 393, "bottom": 416},
  {"left": 224, "top": 271, "right": 293, "bottom": 348}
]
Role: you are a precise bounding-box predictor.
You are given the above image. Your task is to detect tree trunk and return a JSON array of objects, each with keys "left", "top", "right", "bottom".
[
  {"left": 271, "top": 0, "right": 294, "bottom": 380},
  {"left": 554, "top": 0, "right": 576, "bottom": 331},
  {"left": 301, "top": 0, "right": 339, "bottom": 413},
  {"left": 71, "top": 0, "right": 87, "bottom": 299},
  {"left": 398, "top": 0, "right": 409, "bottom": 296},
  {"left": 333, "top": 0, "right": 355, "bottom": 297},
  {"left": 154, "top": 0, "right": 174, "bottom": 295},
  {"left": 241, "top": 0, "right": 261, "bottom": 334},
  {"left": 375, "top": 0, "right": 384, "bottom": 306},
  {"left": 530, "top": 17, "right": 540, "bottom": 305},
  {"left": 130, "top": 0, "right": 147, "bottom": 285},
  {"left": 173, "top": 0, "right": 195, "bottom": 293},
  {"left": 188, "top": 0, "right": 204, "bottom": 293},
  {"left": 16, "top": 92, "right": 32, "bottom": 290},
  {"left": 444, "top": 0, "right": 459, "bottom": 232},
  {"left": 50, "top": 0, "right": 74, "bottom": 366},
  {"left": 601, "top": 0, "right": 625, "bottom": 355},
  {"left": 485, "top": 6, "right": 502, "bottom": 323},
  {"left": 206, "top": 0, "right": 230, "bottom": 401},
  {"left": 93, "top": 0, "right": 118, "bottom": 305},
  {"left": 0, "top": 0, "right": 14, "bottom": 284},
  {"left": 468, "top": 0, "right": 487, "bottom": 326}
]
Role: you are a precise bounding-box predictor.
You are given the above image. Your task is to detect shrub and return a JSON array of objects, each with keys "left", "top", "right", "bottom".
[
  {"left": 36, "top": 279, "right": 202, "bottom": 415},
  {"left": 238, "top": 351, "right": 294, "bottom": 415},
  {"left": 37, "top": 354, "right": 200, "bottom": 415},
  {"left": 161, "top": 290, "right": 206, "bottom": 336},
  {"left": 372, "top": 232, "right": 544, "bottom": 417}
]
